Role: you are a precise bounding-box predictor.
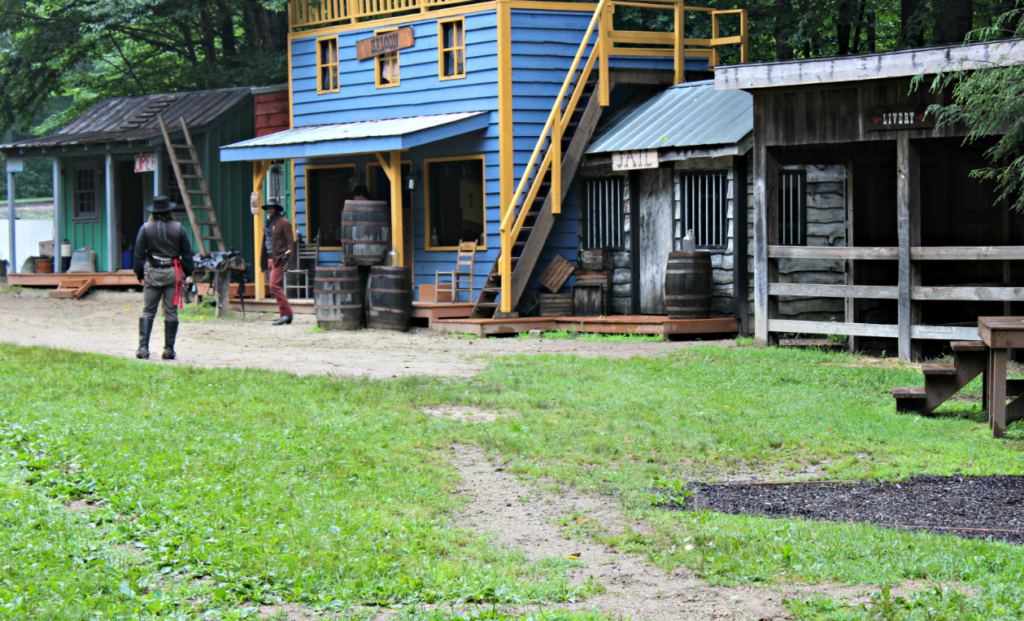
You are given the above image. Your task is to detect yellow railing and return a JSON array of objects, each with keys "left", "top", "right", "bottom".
[
  {"left": 289, "top": 0, "right": 480, "bottom": 29},
  {"left": 496, "top": 0, "right": 747, "bottom": 313}
]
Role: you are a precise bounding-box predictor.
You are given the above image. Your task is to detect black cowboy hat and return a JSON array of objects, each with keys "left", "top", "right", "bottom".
[
  {"left": 261, "top": 200, "right": 285, "bottom": 212},
  {"left": 147, "top": 195, "right": 176, "bottom": 214}
]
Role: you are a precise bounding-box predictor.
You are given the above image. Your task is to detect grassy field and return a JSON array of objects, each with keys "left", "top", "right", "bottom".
[{"left": 2, "top": 342, "right": 1024, "bottom": 620}]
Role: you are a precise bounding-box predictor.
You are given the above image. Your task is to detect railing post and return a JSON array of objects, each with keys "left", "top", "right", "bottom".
[
  {"left": 552, "top": 104, "right": 561, "bottom": 214},
  {"left": 599, "top": 2, "right": 611, "bottom": 106},
  {"left": 710, "top": 10, "right": 720, "bottom": 68},
  {"left": 674, "top": 0, "right": 685, "bottom": 84},
  {"left": 739, "top": 9, "right": 749, "bottom": 63},
  {"left": 500, "top": 228, "right": 512, "bottom": 313}
]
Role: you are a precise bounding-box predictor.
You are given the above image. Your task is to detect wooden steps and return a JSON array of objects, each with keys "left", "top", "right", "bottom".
[
  {"left": 49, "top": 278, "right": 95, "bottom": 299},
  {"left": 894, "top": 341, "right": 988, "bottom": 414}
]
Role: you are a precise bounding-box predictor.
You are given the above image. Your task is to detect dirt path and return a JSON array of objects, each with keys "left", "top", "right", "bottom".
[
  {"left": 0, "top": 289, "right": 729, "bottom": 379},
  {"left": 452, "top": 444, "right": 937, "bottom": 621}
]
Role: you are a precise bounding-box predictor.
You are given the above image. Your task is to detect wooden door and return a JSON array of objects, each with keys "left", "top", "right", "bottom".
[{"left": 638, "top": 169, "right": 674, "bottom": 315}]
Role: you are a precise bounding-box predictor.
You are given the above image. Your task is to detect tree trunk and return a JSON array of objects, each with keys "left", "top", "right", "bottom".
[
  {"left": 932, "top": 0, "right": 974, "bottom": 44},
  {"left": 900, "top": 0, "right": 927, "bottom": 48},
  {"left": 866, "top": 9, "right": 877, "bottom": 52},
  {"left": 774, "top": 0, "right": 795, "bottom": 60},
  {"left": 836, "top": 0, "right": 858, "bottom": 55}
]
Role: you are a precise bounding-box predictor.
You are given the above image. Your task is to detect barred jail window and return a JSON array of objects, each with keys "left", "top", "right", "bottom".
[
  {"left": 677, "top": 170, "right": 728, "bottom": 250},
  {"left": 581, "top": 177, "right": 624, "bottom": 249},
  {"left": 778, "top": 170, "right": 807, "bottom": 246}
]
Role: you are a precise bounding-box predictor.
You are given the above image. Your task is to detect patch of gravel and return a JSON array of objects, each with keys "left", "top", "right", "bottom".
[
  {"left": 421, "top": 405, "right": 517, "bottom": 423},
  {"left": 451, "top": 444, "right": 935, "bottom": 621},
  {"left": 675, "top": 476, "right": 1024, "bottom": 544},
  {"left": 0, "top": 289, "right": 730, "bottom": 379}
]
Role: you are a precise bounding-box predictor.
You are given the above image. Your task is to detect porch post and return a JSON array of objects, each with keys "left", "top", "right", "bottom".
[
  {"left": 154, "top": 148, "right": 164, "bottom": 197},
  {"left": 253, "top": 160, "right": 268, "bottom": 301},
  {"left": 896, "top": 134, "right": 921, "bottom": 362},
  {"left": 753, "top": 98, "right": 779, "bottom": 347},
  {"left": 105, "top": 153, "right": 117, "bottom": 272},
  {"left": 6, "top": 170, "right": 15, "bottom": 274},
  {"left": 53, "top": 158, "right": 62, "bottom": 273},
  {"left": 390, "top": 150, "right": 404, "bottom": 267}
]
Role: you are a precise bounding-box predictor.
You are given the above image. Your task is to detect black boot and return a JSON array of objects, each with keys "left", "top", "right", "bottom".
[
  {"left": 162, "top": 321, "right": 179, "bottom": 360},
  {"left": 136, "top": 318, "right": 154, "bottom": 359},
  {"left": 273, "top": 315, "right": 293, "bottom": 326}
]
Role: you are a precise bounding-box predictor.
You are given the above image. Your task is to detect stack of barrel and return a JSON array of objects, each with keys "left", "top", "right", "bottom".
[
  {"left": 314, "top": 200, "right": 413, "bottom": 332},
  {"left": 665, "top": 250, "right": 713, "bottom": 319}
]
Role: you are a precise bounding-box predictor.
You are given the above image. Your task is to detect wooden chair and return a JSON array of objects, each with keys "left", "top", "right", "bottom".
[
  {"left": 285, "top": 234, "right": 319, "bottom": 299},
  {"left": 435, "top": 240, "right": 476, "bottom": 303}
]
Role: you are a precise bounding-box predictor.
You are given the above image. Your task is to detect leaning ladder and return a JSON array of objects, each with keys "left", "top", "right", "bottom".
[{"left": 158, "top": 114, "right": 226, "bottom": 257}]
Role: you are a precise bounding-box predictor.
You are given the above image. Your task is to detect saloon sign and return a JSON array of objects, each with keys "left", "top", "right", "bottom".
[
  {"left": 356, "top": 27, "right": 415, "bottom": 61},
  {"left": 866, "top": 108, "right": 934, "bottom": 131}
]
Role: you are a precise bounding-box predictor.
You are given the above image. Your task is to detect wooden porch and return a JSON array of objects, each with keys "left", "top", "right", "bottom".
[
  {"left": 7, "top": 270, "right": 141, "bottom": 287},
  {"left": 432, "top": 315, "right": 738, "bottom": 338}
]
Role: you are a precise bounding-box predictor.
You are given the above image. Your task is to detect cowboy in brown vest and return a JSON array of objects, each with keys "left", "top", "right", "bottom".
[{"left": 261, "top": 201, "right": 295, "bottom": 325}]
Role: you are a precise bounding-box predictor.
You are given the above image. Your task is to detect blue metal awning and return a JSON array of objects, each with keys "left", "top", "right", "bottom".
[{"left": 219, "top": 111, "right": 490, "bottom": 161}]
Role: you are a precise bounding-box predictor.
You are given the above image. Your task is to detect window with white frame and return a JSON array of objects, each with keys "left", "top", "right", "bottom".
[
  {"left": 581, "top": 177, "right": 624, "bottom": 249},
  {"left": 676, "top": 170, "right": 728, "bottom": 250},
  {"left": 73, "top": 168, "right": 98, "bottom": 220}
]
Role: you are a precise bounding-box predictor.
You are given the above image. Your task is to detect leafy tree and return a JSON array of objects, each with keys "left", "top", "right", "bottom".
[
  {"left": 925, "top": 6, "right": 1024, "bottom": 211},
  {"left": 0, "top": 0, "right": 289, "bottom": 134}
]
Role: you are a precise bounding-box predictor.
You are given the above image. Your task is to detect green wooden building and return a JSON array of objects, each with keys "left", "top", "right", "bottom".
[{"left": 1, "top": 87, "right": 266, "bottom": 274}]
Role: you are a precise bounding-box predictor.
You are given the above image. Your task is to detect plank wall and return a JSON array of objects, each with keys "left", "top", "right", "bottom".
[{"left": 289, "top": 7, "right": 680, "bottom": 300}]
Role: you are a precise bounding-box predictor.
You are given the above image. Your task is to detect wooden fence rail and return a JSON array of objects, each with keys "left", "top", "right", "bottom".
[{"left": 765, "top": 245, "right": 1024, "bottom": 348}]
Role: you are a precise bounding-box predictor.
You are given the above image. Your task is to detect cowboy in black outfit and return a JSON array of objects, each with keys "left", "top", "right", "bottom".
[{"left": 133, "top": 196, "right": 195, "bottom": 360}]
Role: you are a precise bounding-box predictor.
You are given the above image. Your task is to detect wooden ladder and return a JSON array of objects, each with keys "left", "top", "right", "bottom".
[
  {"left": 470, "top": 73, "right": 608, "bottom": 319},
  {"left": 158, "top": 115, "right": 226, "bottom": 257}
]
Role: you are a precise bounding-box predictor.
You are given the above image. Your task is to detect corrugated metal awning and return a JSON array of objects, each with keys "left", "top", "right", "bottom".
[
  {"left": 586, "top": 80, "right": 753, "bottom": 155},
  {"left": 219, "top": 112, "right": 490, "bottom": 161}
]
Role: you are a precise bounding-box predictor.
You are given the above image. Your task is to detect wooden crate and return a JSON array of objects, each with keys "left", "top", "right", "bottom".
[
  {"left": 538, "top": 292, "right": 572, "bottom": 317},
  {"left": 572, "top": 284, "right": 604, "bottom": 316},
  {"left": 573, "top": 270, "right": 611, "bottom": 312},
  {"left": 538, "top": 254, "right": 574, "bottom": 293},
  {"left": 580, "top": 248, "right": 613, "bottom": 271},
  {"left": 418, "top": 284, "right": 453, "bottom": 303}
]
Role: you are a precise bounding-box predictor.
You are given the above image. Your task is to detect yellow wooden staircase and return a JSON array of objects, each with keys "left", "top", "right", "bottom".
[{"left": 471, "top": 0, "right": 748, "bottom": 318}]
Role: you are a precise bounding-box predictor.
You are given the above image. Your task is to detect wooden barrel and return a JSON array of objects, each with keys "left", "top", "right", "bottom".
[
  {"left": 314, "top": 266, "right": 363, "bottom": 330},
  {"left": 342, "top": 200, "right": 390, "bottom": 266},
  {"left": 366, "top": 266, "right": 412, "bottom": 332},
  {"left": 664, "top": 251, "right": 712, "bottom": 319},
  {"left": 35, "top": 257, "right": 53, "bottom": 273}
]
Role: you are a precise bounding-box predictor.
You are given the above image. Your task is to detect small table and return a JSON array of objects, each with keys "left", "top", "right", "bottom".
[{"left": 978, "top": 317, "right": 1024, "bottom": 438}]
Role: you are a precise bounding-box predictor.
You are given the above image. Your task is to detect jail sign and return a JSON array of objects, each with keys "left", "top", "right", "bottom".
[
  {"left": 867, "top": 108, "right": 934, "bottom": 131},
  {"left": 611, "top": 150, "right": 659, "bottom": 171},
  {"left": 356, "top": 27, "right": 415, "bottom": 61}
]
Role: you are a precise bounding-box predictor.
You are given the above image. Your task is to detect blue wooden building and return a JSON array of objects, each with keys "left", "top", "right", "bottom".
[{"left": 221, "top": 0, "right": 747, "bottom": 318}]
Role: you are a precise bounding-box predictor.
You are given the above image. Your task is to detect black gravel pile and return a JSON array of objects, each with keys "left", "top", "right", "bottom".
[{"left": 670, "top": 475, "right": 1024, "bottom": 544}]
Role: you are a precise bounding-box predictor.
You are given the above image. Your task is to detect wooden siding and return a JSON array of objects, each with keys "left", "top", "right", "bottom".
[
  {"left": 290, "top": 10, "right": 500, "bottom": 127},
  {"left": 288, "top": 7, "right": 684, "bottom": 301}
]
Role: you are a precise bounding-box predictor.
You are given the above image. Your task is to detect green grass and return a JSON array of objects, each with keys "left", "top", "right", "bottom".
[
  {"left": 177, "top": 302, "right": 271, "bottom": 324},
  {"left": 2, "top": 343, "right": 1024, "bottom": 619},
  {"left": 1, "top": 285, "right": 22, "bottom": 295}
]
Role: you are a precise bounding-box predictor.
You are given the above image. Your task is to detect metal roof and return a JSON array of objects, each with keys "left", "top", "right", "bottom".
[
  {"left": 219, "top": 112, "right": 490, "bottom": 161},
  {"left": 586, "top": 80, "right": 753, "bottom": 155},
  {"left": 1, "top": 87, "right": 251, "bottom": 153}
]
